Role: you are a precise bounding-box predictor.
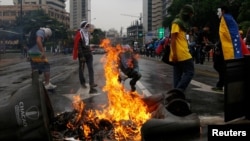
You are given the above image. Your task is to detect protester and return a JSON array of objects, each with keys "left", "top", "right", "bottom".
[
  {"left": 212, "top": 5, "right": 250, "bottom": 92},
  {"left": 211, "top": 41, "right": 224, "bottom": 92},
  {"left": 73, "top": 20, "right": 97, "bottom": 89},
  {"left": 169, "top": 4, "right": 195, "bottom": 92},
  {"left": 28, "top": 27, "right": 57, "bottom": 90},
  {"left": 245, "top": 28, "right": 250, "bottom": 50},
  {"left": 239, "top": 30, "right": 250, "bottom": 55},
  {"left": 155, "top": 36, "right": 170, "bottom": 55},
  {"left": 187, "top": 27, "right": 198, "bottom": 60},
  {"left": 118, "top": 45, "right": 141, "bottom": 92},
  {"left": 217, "top": 5, "right": 243, "bottom": 60},
  {"left": 195, "top": 25, "right": 212, "bottom": 64}
]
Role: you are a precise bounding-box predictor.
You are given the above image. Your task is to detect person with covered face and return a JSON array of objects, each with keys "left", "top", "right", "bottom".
[
  {"left": 73, "top": 21, "right": 98, "bottom": 89},
  {"left": 217, "top": 5, "right": 245, "bottom": 60},
  {"left": 118, "top": 45, "right": 141, "bottom": 92},
  {"left": 212, "top": 5, "right": 249, "bottom": 92},
  {"left": 28, "top": 27, "right": 57, "bottom": 90},
  {"left": 169, "top": 4, "right": 195, "bottom": 92}
]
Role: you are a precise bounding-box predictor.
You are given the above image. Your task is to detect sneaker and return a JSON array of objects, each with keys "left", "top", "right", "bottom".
[
  {"left": 45, "top": 82, "right": 57, "bottom": 90},
  {"left": 89, "top": 88, "right": 98, "bottom": 94},
  {"left": 130, "top": 81, "right": 136, "bottom": 92},
  {"left": 90, "top": 83, "right": 98, "bottom": 88},
  {"left": 211, "top": 87, "right": 223, "bottom": 92}
]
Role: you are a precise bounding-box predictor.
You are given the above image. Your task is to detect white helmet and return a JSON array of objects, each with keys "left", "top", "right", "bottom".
[
  {"left": 44, "top": 28, "right": 52, "bottom": 37},
  {"left": 80, "top": 20, "right": 89, "bottom": 29},
  {"left": 41, "top": 27, "right": 52, "bottom": 37}
]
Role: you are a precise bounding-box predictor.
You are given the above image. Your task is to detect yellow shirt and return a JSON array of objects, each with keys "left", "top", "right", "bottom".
[{"left": 170, "top": 23, "right": 192, "bottom": 62}]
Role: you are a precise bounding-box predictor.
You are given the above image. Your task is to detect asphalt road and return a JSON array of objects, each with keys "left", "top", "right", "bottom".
[{"left": 1, "top": 52, "right": 249, "bottom": 141}]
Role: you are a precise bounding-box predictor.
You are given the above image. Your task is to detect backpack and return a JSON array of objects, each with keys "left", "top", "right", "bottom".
[
  {"left": 161, "top": 37, "right": 175, "bottom": 66},
  {"left": 27, "top": 28, "right": 39, "bottom": 49}
]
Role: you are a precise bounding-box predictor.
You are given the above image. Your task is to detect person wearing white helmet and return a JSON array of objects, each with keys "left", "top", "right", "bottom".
[
  {"left": 73, "top": 20, "right": 98, "bottom": 91},
  {"left": 43, "top": 27, "right": 52, "bottom": 37},
  {"left": 28, "top": 27, "right": 56, "bottom": 90}
]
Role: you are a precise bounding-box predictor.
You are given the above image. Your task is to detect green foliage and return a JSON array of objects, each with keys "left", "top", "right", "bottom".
[
  {"left": 14, "top": 9, "right": 70, "bottom": 46},
  {"left": 90, "top": 28, "right": 106, "bottom": 44},
  {"left": 162, "top": 0, "right": 250, "bottom": 40}
]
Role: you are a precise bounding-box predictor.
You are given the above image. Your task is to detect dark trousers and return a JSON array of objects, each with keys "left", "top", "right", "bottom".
[
  {"left": 173, "top": 59, "right": 194, "bottom": 91},
  {"left": 213, "top": 63, "right": 224, "bottom": 88},
  {"left": 118, "top": 69, "right": 141, "bottom": 91},
  {"left": 78, "top": 53, "right": 94, "bottom": 85},
  {"left": 127, "top": 70, "right": 141, "bottom": 86}
]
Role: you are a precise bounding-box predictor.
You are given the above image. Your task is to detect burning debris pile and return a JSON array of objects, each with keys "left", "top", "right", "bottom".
[
  {"left": 50, "top": 95, "right": 145, "bottom": 141},
  {"left": 50, "top": 39, "right": 151, "bottom": 141}
]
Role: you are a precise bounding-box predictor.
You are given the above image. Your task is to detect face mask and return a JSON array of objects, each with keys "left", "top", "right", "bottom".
[
  {"left": 182, "top": 14, "right": 191, "bottom": 22},
  {"left": 217, "top": 8, "right": 222, "bottom": 19}
]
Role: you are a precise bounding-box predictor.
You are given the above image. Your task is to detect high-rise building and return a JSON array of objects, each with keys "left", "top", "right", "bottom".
[
  {"left": 142, "top": 0, "right": 172, "bottom": 42},
  {"left": 143, "top": 0, "right": 162, "bottom": 33},
  {"left": 69, "top": 0, "right": 90, "bottom": 30}
]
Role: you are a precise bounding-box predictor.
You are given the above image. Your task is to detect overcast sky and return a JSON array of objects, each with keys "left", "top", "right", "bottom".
[{"left": 1, "top": 0, "right": 142, "bottom": 32}]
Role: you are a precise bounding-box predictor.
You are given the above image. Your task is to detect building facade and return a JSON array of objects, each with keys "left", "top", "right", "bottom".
[
  {"left": 69, "top": 0, "right": 90, "bottom": 30},
  {"left": 126, "top": 21, "right": 143, "bottom": 46},
  {"left": 0, "top": 0, "right": 69, "bottom": 28},
  {"left": 142, "top": 0, "right": 172, "bottom": 43}
]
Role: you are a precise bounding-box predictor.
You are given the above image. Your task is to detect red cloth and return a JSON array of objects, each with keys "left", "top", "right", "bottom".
[
  {"left": 156, "top": 42, "right": 163, "bottom": 55},
  {"left": 240, "top": 36, "right": 250, "bottom": 55},
  {"left": 156, "top": 37, "right": 170, "bottom": 54},
  {"left": 73, "top": 30, "right": 81, "bottom": 60}
]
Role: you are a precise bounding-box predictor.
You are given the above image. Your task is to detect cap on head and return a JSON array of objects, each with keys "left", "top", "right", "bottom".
[
  {"left": 181, "top": 4, "right": 194, "bottom": 15},
  {"left": 80, "top": 20, "right": 89, "bottom": 28}
]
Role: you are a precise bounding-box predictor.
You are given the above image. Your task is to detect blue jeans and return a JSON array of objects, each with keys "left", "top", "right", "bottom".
[
  {"left": 173, "top": 59, "right": 194, "bottom": 91},
  {"left": 78, "top": 53, "right": 95, "bottom": 85}
]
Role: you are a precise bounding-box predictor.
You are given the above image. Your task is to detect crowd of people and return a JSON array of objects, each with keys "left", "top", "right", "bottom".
[
  {"left": 25, "top": 4, "right": 250, "bottom": 95},
  {"left": 139, "top": 4, "right": 250, "bottom": 93}
]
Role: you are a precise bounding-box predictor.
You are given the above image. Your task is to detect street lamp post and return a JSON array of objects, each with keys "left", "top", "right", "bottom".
[{"left": 19, "top": 0, "right": 24, "bottom": 55}]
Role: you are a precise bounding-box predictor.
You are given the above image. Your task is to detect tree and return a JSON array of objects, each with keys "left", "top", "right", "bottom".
[
  {"left": 91, "top": 28, "right": 106, "bottom": 45},
  {"left": 237, "top": 0, "right": 250, "bottom": 34},
  {"left": 15, "top": 10, "right": 69, "bottom": 46},
  {"left": 163, "top": 0, "right": 249, "bottom": 41}
]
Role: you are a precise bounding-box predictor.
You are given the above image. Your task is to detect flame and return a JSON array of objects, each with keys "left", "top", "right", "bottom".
[{"left": 70, "top": 39, "right": 151, "bottom": 140}]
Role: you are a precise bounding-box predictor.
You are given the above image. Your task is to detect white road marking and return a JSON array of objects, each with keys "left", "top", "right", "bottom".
[
  {"left": 136, "top": 81, "right": 152, "bottom": 97},
  {"left": 191, "top": 80, "right": 223, "bottom": 94},
  {"left": 61, "top": 86, "right": 101, "bottom": 101}
]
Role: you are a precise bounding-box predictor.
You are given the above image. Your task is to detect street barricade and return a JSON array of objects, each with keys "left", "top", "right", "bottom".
[{"left": 0, "top": 71, "right": 54, "bottom": 141}]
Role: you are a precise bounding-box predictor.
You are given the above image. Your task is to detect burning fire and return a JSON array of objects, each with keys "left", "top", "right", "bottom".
[{"left": 68, "top": 39, "right": 151, "bottom": 140}]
